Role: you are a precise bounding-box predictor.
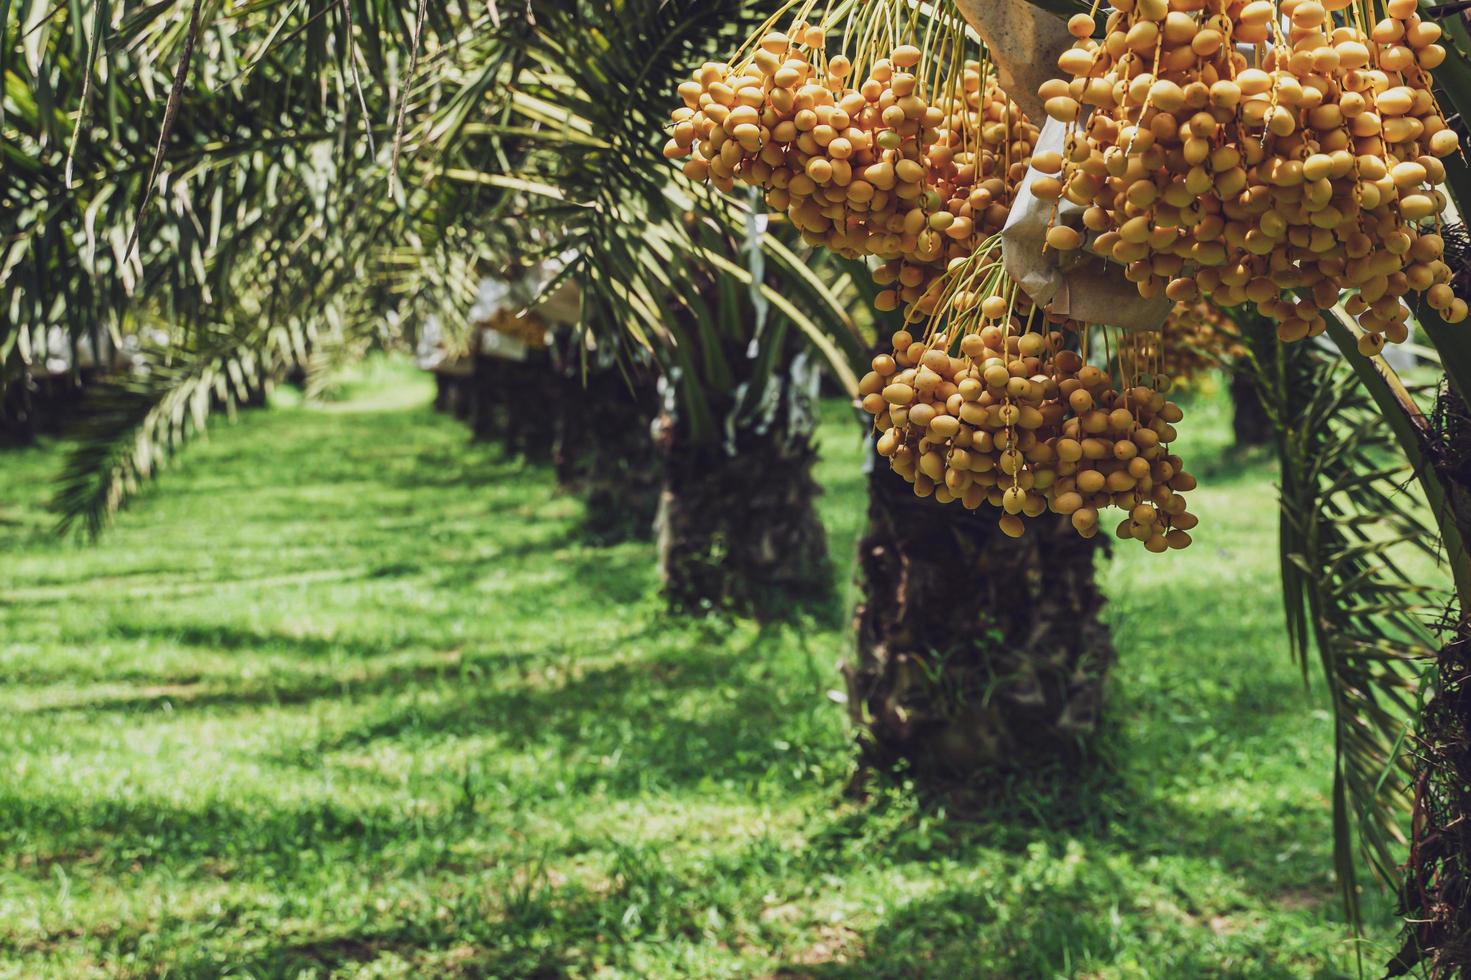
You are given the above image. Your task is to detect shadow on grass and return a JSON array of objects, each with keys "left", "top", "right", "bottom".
[
  {"left": 1, "top": 791, "right": 465, "bottom": 876},
  {"left": 97, "top": 621, "right": 407, "bottom": 661},
  {"left": 18, "top": 606, "right": 671, "bottom": 716},
  {"left": 155, "top": 866, "right": 626, "bottom": 979},
  {"left": 146, "top": 779, "right": 1334, "bottom": 980},
  {"left": 4, "top": 627, "right": 832, "bottom": 877},
  {"left": 296, "top": 622, "right": 835, "bottom": 796},
  {"left": 807, "top": 773, "right": 1333, "bottom": 898},
  {"left": 6, "top": 646, "right": 1345, "bottom": 979},
  {"left": 17, "top": 646, "right": 549, "bottom": 717},
  {"left": 10, "top": 618, "right": 832, "bottom": 867},
  {"left": 427, "top": 540, "right": 654, "bottom": 605},
  {"left": 371, "top": 443, "right": 547, "bottom": 492},
  {"left": 18, "top": 602, "right": 1331, "bottom": 902},
  {"left": 750, "top": 773, "right": 1340, "bottom": 977},
  {"left": 767, "top": 876, "right": 1311, "bottom": 979}
]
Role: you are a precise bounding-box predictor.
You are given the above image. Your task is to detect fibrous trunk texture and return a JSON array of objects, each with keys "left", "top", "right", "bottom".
[
  {"left": 1392, "top": 625, "right": 1471, "bottom": 977},
  {"left": 1229, "top": 367, "right": 1273, "bottom": 449},
  {"left": 471, "top": 349, "right": 555, "bottom": 462},
  {"left": 655, "top": 418, "right": 833, "bottom": 620},
  {"left": 846, "top": 459, "right": 1115, "bottom": 795},
  {"left": 0, "top": 371, "right": 88, "bottom": 445},
  {"left": 468, "top": 354, "right": 508, "bottom": 437},
  {"left": 431, "top": 369, "right": 473, "bottom": 419},
  {"left": 1393, "top": 387, "right": 1471, "bottom": 977},
  {"left": 553, "top": 360, "right": 660, "bottom": 544},
  {"left": 0, "top": 374, "right": 39, "bottom": 446}
]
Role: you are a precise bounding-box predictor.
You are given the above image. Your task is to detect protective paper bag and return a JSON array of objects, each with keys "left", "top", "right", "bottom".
[
  {"left": 953, "top": 0, "right": 1073, "bottom": 124},
  {"left": 1000, "top": 117, "right": 1173, "bottom": 330}
]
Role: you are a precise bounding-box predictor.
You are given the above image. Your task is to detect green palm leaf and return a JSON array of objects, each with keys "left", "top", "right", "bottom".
[{"left": 1240, "top": 309, "right": 1444, "bottom": 930}]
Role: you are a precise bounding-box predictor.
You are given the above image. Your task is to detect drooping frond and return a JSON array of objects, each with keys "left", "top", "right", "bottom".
[
  {"left": 52, "top": 322, "right": 298, "bottom": 537},
  {"left": 7, "top": 1, "right": 505, "bottom": 523},
  {"left": 1240, "top": 309, "right": 1445, "bottom": 927},
  {"left": 2, "top": 0, "right": 466, "bottom": 387},
  {"left": 410, "top": 0, "right": 869, "bottom": 443}
]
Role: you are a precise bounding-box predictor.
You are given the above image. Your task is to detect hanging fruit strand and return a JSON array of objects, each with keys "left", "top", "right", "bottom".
[
  {"left": 855, "top": 240, "right": 1198, "bottom": 549},
  {"left": 1038, "top": 0, "right": 1467, "bottom": 350},
  {"left": 667, "top": 1, "right": 1038, "bottom": 321},
  {"left": 667, "top": 2, "right": 1200, "bottom": 550}
]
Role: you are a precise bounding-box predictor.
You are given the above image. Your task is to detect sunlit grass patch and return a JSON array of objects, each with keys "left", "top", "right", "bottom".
[{"left": 0, "top": 361, "right": 1398, "bottom": 977}]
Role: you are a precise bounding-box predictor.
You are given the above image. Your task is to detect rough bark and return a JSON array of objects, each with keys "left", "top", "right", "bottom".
[
  {"left": 654, "top": 417, "right": 833, "bottom": 620},
  {"left": 954, "top": 0, "right": 1072, "bottom": 124},
  {"left": 1229, "top": 367, "right": 1273, "bottom": 450},
  {"left": 1391, "top": 626, "right": 1471, "bottom": 978},
  {"left": 846, "top": 457, "right": 1115, "bottom": 796},
  {"left": 431, "top": 370, "right": 467, "bottom": 416},
  {"left": 431, "top": 360, "right": 475, "bottom": 422},
  {"left": 0, "top": 374, "right": 39, "bottom": 446},
  {"left": 1, "top": 371, "right": 89, "bottom": 445},
  {"left": 553, "top": 359, "right": 660, "bottom": 544},
  {"left": 469, "top": 353, "right": 511, "bottom": 440},
  {"left": 470, "top": 349, "right": 555, "bottom": 462},
  {"left": 1392, "top": 386, "right": 1471, "bottom": 977}
]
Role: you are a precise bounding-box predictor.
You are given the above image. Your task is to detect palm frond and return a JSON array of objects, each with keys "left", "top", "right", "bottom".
[
  {"left": 411, "top": 0, "right": 867, "bottom": 444},
  {"left": 6, "top": 0, "right": 506, "bottom": 524},
  {"left": 1241, "top": 311, "right": 1445, "bottom": 927},
  {"left": 52, "top": 322, "right": 296, "bottom": 537}
]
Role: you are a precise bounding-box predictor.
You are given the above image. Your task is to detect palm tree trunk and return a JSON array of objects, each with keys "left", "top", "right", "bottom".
[
  {"left": 1230, "top": 367, "right": 1273, "bottom": 450},
  {"left": 469, "top": 352, "right": 511, "bottom": 443},
  {"left": 1392, "top": 387, "right": 1471, "bottom": 977},
  {"left": 0, "top": 373, "right": 38, "bottom": 446},
  {"left": 470, "top": 349, "right": 558, "bottom": 462},
  {"left": 1391, "top": 626, "right": 1471, "bottom": 977},
  {"left": 845, "top": 455, "right": 1114, "bottom": 796},
  {"left": 431, "top": 369, "right": 463, "bottom": 416},
  {"left": 654, "top": 414, "right": 832, "bottom": 620},
  {"left": 3, "top": 370, "right": 89, "bottom": 442},
  {"left": 553, "top": 359, "right": 660, "bottom": 544}
]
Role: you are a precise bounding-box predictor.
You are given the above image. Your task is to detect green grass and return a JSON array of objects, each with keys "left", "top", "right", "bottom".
[{"left": 0, "top": 359, "right": 1402, "bottom": 977}]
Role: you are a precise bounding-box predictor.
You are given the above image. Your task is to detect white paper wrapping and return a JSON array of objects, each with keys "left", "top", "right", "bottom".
[
  {"left": 953, "top": 0, "right": 1074, "bottom": 125},
  {"left": 1001, "top": 118, "right": 1174, "bottom": 331}
]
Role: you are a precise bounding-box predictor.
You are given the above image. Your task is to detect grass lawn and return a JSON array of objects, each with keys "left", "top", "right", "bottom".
[{"left": 0, "top": 360, "right": 1403, "bottom": 977}]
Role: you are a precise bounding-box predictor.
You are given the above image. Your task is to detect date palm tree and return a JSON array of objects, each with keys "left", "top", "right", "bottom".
[
  {"left": 0, "top": 0, "right": 1185, "bottom": 787},
  {"left": 14, "top": 4, "right": 1471, "bottom": 967},
  {"left": 848, "top": 459, "right": 1113, "bottom": 794},
  {"left": 4, "top": 0, "right": 867, "bottom": 617},
  {"left": 415, "top": 0, "right": 868, "bottom": 616},
  {"left": 3, "top": 0, "right": 483, "bottom": 531},
  {"left": 844, "top": 293, "right": 1113, "bottom": 792},
  {"left": 951, "top": 3, "right": 1471, "bottom": 964}
]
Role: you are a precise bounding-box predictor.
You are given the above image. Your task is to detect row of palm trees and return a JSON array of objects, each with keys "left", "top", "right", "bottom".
[
  {"left": 4, "top": 0, "right": 1469, "bottom": 971},
  {"left": 5, "top": 0, "right": 1117, "bottom": 790}
]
